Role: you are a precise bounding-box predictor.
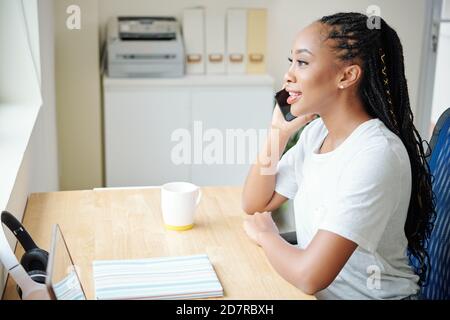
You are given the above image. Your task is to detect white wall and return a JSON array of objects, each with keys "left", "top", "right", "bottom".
[
  {"left": 55, "top": 0, "right": 103, "bottom": 191},
  {"left": 444, "top": 0, "right": 450, "bottom": 18},
  {"left": 5, "top": 0, "right": 59, "bottom": 209},
  {"left": 34, "top": 0, "right": 59, "bottom": 194},
  {"left": 98, "top": 0, "right": 427, "bottom": 116},
  {"left": 1, "top": 0, "right": 59, "bottom": 296},
  {"left": 426, "top": 0, "right": 450, "bottom": 137},
  {"left": 431, "top": 23, "right": 450, "bottom": 128}
]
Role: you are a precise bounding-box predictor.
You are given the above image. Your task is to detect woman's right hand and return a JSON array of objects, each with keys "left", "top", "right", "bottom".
[{"left": 271, "top": 103, "right": 317, "bottom": 139}]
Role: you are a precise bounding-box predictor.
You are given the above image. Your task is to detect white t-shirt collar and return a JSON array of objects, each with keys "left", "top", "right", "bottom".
[{"left": 312, "top": 118, "right": 381, "bottom": 159}]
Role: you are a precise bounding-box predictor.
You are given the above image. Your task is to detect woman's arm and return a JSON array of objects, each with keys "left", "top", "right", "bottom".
[
  {"left": 241, "top": 106, "right": 317, "bottom": 215},
  {"left": 244, "top": 212, "right": 357, "bottom": 295},
  {"left": 241, "top": 126, "right": 291, "bottom": 214},
  {"left": 259, "top": 230, "right": 357, "bottom": 295}
]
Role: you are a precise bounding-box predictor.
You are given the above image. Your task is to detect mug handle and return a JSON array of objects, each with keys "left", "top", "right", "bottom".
[{"left": 196, "top": 189, "right": 202, "bottom": 206}]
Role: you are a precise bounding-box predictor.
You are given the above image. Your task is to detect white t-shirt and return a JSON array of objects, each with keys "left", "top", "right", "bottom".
[{"left": 275, "top": 118, "right": 420, "bottom": 300}]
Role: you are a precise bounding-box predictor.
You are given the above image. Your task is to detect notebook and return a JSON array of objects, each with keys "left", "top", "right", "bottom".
[{"left": 93, "top": 254, "right": 223, "bottom": 300}]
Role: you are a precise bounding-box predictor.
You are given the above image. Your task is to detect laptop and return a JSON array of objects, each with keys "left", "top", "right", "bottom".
[{"left": 45, "top": 224, "right": 87, "bottom": 300}]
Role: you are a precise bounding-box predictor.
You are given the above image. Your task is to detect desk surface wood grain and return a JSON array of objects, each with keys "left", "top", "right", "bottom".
[{"left": 2, "top": 187, "right": 314, "bottom": 300}]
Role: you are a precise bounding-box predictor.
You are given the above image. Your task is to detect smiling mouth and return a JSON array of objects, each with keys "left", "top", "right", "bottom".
[{"left": 286, "top": 91, "right": 302, "bottom": 105}]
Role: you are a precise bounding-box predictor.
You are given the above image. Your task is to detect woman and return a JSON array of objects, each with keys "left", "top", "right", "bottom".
[{"left": 241, "top": 12, "right": 435, "bottom": 300}]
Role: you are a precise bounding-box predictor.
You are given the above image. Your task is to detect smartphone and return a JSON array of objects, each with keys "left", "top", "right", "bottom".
[{"left": 275, "top": 89, "right": 297, "bottom": 122}]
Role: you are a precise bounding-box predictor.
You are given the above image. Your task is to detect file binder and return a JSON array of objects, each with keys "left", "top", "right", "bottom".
[
  {"left": 182, "top": 8, "right": 206, "bottom": 74},
  {"left": 226, "top": 9, "right": 247, "bottom": 74},
  {"left": 246, "top": 9, "right": 267, "bottom": 74},
  {"left": 205, "top": 8, "right": 226, "bottom": 74}
]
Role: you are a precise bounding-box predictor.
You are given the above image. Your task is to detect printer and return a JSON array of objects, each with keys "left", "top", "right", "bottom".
[{"left": 106, "top": 16, "right": 185, "bottom": 78}]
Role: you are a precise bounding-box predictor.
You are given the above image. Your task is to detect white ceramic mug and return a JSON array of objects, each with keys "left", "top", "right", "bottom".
[{"left": 160, "top": 182, "right": 202, "bottom": 231}]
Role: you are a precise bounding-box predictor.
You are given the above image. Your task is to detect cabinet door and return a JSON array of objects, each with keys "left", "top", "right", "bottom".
[
  {"left": 191, "top": 87, "right": 273, "bottom": 186},
  {"left": 104, "top": 89, "right": 191, "bottom": 187}
]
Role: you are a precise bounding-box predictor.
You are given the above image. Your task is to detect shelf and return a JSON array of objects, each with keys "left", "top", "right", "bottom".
[{"left": 103, "top": 74, "right": 274, "bottom": 89}]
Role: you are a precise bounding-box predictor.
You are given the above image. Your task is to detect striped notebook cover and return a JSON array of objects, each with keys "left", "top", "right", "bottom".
[
  {"left": 93, "top": 254, "right": 223, "bottom": 300},
  {"left": 53, "top": 271, "right": 86, "bottom": 300}
]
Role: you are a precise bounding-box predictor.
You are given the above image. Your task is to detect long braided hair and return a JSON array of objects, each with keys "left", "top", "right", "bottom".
[{"left": 319, "top": 12, "right": 435, "bottom": 285}]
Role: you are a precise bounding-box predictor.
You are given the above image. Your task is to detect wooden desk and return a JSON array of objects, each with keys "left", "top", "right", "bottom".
[{"left": 2, "top": 187, "right": 314, "bottom": 300}]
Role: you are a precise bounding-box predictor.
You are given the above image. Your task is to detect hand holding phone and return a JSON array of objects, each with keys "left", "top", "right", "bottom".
[
  {"left": 272, "top": 88, "right": 318, "bottom": 138},
  {"left": 275, "top": 89, "right": 297, "bottom": 122}
]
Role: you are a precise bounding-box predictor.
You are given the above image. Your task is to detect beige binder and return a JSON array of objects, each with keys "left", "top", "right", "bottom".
[
  {"left": 246, "top": 9, "right": 267, "bottom": 74},
  {"left": 205, "top": 8, "right": 226, "bottom": 74},
  {"left": 226, "top": 9, "right": 247, "bottom": 74},
  {"left": 183, "top": 7, "right": 205, "bottom": 74}
]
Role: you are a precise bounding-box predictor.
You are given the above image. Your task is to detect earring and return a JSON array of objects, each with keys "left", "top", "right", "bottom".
[{"left": 339, "top": 85, "right": 344, "bottom": 89}]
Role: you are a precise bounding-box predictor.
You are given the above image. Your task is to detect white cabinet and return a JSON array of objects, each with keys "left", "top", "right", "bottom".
[{"left": 103, "top": 75, "right": 274, "bottom": 187}]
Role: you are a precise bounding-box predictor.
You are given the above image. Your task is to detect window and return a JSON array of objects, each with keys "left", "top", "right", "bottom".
[
  {"left": 0, "top": 0, "right": 42, "bottom": 291},
  {"left": 0, "top": 0, "right": 41, "bottom": 106}
]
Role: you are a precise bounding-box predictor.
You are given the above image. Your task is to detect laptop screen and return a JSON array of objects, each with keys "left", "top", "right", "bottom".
[{"left": 46, "top": 224, "right": 86, "bottom": 300}]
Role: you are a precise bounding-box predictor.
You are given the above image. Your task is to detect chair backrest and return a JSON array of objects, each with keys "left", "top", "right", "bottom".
[{"left": 420, "top": 108, "right": 450, "bottom": 300}]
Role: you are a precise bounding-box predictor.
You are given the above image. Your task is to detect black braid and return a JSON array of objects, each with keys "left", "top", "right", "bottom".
[
  {"left": 379, "top": 47, "right": 400, "bottom": 134},
  {"left": 320, "top": 12, "right": 436, "bottom": 286}
]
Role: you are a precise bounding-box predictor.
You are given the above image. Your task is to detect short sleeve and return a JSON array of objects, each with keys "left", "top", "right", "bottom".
[
  {"left": 275, "top": 119, "right": 324, "bottom": 200},
  {"left": 274, "top": 143, "right": 299, "bottom": 199},
  {"left": 319, "top": 144, "right": 404, "bottom": 253}
]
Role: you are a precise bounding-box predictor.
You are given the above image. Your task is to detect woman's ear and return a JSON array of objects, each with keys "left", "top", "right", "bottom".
[{"left": 337, "top": 64, "right": 362, "bottom": 90}]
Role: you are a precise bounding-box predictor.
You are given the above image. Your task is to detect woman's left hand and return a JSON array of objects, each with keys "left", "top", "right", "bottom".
[{"left": 243, "top": 212, "right": 279, "bottom": 246}]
